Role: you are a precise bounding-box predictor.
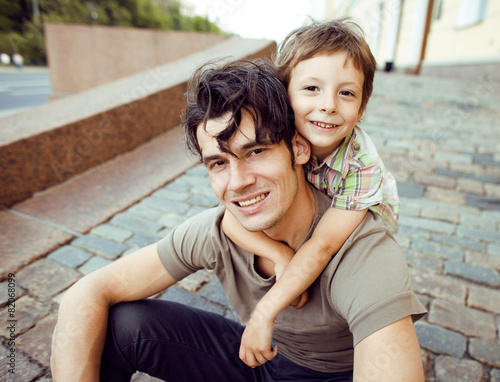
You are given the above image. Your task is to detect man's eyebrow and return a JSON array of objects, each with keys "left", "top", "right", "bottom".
[{"left": 201, "top": 154, "right": 224, "bottom": 165}]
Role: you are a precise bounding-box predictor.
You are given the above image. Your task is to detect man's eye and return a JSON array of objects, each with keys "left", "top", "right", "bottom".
[
  {"left": 251, "top": 148, "right": 265, "bottom": 156},
  {"left": 210, "top": 160, "right": 226, "bottom": 169}
]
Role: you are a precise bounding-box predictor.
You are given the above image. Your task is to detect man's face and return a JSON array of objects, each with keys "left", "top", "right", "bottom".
[{"left": 197, "top": 111, "right": 300, "bottom": 233}]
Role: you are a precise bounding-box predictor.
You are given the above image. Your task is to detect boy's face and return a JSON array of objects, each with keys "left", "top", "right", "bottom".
[{"left": 288, "top": 52, "right": 364, "bottom": 162}]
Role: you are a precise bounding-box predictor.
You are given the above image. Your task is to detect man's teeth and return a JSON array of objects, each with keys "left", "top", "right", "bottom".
[
  {"left": 314, "top": 121, "right": 335, "bottom": 128},
  {"left": 238, "top": 194, "right": 267, "bottom": 207}
]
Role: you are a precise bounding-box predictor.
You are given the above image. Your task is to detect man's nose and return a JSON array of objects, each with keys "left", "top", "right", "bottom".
[{"left": 227, "top": 160, "right": 256, "bottom": 192}]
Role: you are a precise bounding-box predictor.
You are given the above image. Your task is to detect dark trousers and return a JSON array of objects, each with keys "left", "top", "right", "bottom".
[{"left": 100, "top": 299, "right": 353, "bottom": 382}]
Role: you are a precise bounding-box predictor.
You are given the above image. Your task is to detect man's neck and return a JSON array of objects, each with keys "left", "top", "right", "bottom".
[{"left": 264, "top": 181, "right": 316, "bottom": 251}]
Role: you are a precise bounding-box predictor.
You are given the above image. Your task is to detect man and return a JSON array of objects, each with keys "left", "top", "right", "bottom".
[{"left": 51, "top": 59, "right": 426, "bottom": 381}]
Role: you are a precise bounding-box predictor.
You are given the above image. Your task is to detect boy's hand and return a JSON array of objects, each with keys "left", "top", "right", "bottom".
[
  {"left": 239, "top": 317, "right": 278, "bottom": 368},
  {"left": 274, "top": 259, "right": 309, "bottom": 309}
]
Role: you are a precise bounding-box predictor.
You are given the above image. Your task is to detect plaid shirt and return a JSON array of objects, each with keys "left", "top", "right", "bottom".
[{"left": 305, "top": 126, "right": 400, "bottom": 232}]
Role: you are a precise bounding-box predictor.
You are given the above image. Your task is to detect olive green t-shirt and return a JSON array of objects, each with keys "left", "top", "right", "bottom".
[{"left": 157, "top": 187, "right": 426, "bottom": 373}]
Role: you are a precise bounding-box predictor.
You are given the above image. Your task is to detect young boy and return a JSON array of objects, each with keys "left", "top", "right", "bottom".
[{"left": 221, "top": 19, "right": 401, "bottom": 366}]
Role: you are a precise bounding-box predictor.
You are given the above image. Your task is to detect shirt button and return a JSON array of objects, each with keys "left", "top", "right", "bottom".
[
  {"left": 349, "top": 200, "right": 357, "bottom": 209},
  {"left": 353, "top": 143, "right": 360, "bottom": 151}
]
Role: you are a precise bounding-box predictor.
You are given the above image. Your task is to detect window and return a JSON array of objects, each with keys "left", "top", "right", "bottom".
[{"left": 456, "top": 0, "right": 488, "bottom": 29}]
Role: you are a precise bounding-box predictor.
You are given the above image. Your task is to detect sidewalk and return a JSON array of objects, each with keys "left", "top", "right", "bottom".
[{"left": 1, "top": 71, "right": 500, "bottom": 381}]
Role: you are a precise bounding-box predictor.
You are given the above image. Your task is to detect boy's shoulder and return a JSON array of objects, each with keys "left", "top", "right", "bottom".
[{"left": 348, "top": 126, "right": 383, "bottom": 168}]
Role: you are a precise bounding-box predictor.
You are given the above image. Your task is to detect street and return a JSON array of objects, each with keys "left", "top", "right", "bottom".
[{"left": 0, "top": 67, "right": 52, "bottom": 118}]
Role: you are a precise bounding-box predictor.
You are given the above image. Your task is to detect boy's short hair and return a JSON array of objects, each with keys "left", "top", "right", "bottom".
[
  {"left": 183, "top": 58, "right": 296, "bottom": 165},
  {"left": 274, "top": 18, "right": 376, "bottom": 115}
]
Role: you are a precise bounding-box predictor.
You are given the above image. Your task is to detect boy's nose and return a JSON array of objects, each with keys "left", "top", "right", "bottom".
[{"left": 320, "top": 96, "right": 337, "bottom": 114}]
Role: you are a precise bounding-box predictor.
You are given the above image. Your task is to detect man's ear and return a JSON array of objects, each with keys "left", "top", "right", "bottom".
[{"left": 293, "top": 132, "right": 310, "bottom": 165}]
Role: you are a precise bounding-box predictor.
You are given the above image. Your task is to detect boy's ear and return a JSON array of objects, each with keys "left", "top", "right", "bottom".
[{"left": 293, "top": 132, "right": 310, "bottom": 165}]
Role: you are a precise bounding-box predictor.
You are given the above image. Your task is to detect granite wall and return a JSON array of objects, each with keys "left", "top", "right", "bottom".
[
  {"left": 44, "top": 23, "right": 231, "bottom": 94},
  {"left": 0, "top": 37, "right": 276, "bottom": 208}
]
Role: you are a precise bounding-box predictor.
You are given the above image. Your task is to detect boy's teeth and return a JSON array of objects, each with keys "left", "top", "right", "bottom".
[
  {"left": 314, "top": 121, "right": 335, "bottom": 128},
  {"left": 238, "top": 193, "right": 267, "bottom": 207}
]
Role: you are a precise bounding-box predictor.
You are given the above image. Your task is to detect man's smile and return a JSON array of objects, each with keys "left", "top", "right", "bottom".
[{"left": 235, "top": 192, "right": 269, "bottom": 207}]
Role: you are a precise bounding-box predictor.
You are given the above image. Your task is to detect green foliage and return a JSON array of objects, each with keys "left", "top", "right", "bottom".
[{"left": 0, "top": 0, "right": 226, "bottom": 64}]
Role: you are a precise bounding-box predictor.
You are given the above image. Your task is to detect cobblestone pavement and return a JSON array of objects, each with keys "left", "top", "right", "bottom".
[{"left": 1, "top": 72, "right": 500, "bottom": 381}]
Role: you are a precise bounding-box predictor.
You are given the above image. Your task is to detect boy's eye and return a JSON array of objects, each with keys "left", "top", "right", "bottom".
[
  {"left": 340, "top": 90, "right": 355, "bottom": 96},
  {"left": 304, "top": 86, "right": 318, "bottom": 91}
]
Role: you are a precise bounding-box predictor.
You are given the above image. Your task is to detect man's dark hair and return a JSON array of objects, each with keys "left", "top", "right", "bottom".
[{"left": 183, "top": 58, "right": 296, "bottom": 164}]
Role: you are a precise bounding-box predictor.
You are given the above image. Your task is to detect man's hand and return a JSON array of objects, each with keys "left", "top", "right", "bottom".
[{"left": 239, "top": 316, "right": 278, "bottom": 368}]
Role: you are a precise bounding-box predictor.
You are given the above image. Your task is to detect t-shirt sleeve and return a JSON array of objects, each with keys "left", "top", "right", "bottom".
[
  {"left": 331, "top": 159, "right": 384, "bottom": 211},
  {"left": 330, "top": 220, "right": 426, "bottom": 346},
  {"left": 156, "top": 207, "right": 221, "bottom": 281}
]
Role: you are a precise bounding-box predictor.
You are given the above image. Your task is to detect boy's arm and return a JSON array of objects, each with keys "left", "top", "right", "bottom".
[
  {"left": 354, "top": 316, "right": 425, "bottom": 381},
  {"left": 51, "top": 244, "right": 177, "bottom": 381},
  {"left": 222, "top": 210, "right": 294, "bottom": 271},
  {"left": 239, "top": 207, "right": 367, "bottom": 367}
]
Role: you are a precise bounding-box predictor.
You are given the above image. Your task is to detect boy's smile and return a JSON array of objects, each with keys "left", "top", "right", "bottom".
[{"left": 288, "top": 52, "right": 364, "bottom": 162}]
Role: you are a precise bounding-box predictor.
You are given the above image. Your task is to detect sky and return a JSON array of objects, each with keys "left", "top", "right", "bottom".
[{"left": 183, "top": 0, "right": 318, "bottom": 44}]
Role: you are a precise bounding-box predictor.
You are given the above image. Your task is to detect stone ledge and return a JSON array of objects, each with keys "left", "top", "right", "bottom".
[{"left": 0, "top": 37, "right": 276, "bottom": 207}]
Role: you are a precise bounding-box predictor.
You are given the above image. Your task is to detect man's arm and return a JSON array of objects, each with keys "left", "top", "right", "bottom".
[
  {"left": 353, "top": 316, "right": 424, "bottom": 382},
  {"left": 51, "top": 243, "right": 177, "bottom": 381}
]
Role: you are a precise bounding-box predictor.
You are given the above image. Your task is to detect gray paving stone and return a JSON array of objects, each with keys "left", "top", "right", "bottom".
[
  {"left": 487, "top": 243, "right": 500, "bottom": 256},
  {"left": 186, "top": 205, "right": 211, "bottom": 217},
  {"left": 186, "top": 165, "right": 208, "bottom": 176},
  {"left": 0, "top": 343, "right": 43, "bottom": 381},
  {"left": 396, "top": 182, "right": 425, "bottom": 198},
  {"left": 162, "top": 181, "right": 192, "bottom": 193},
  {"left": 473, "top": 153, "right": 500, "bottom": 168},
  {"left": 91, "top": 224, "right": 133, "bottom": 242},
  {"left": 466, "top": 194, "right": 500, "bottom": 211},
  {"left": 141, "top": 197, "right": 191, "bottom": 214},
  {"left": 456, "top": 225, "right": 500, "bottom": 243},
  {"left": 397, "top": 226, "right": 431, "bottom": 239},
  {"left": 17, "top": 259, "right": 81, "bottom": 299},
  {"left": 152, "top": 188, "right": 190, "bottom": 202},
  {"left": 17, "top": 313, "right": 57, "bottom": 366},
  {"left": 48, "top": 245, "right": 93, "bottom": 268},
  {"left": 469, "top": 338, "right": 500, "bottom": 367},
  {"left": 72, "top": 234, "right": 128, "bottom": 260},
  {"left": 174, "top": 174, "right": 211, "bottom": 187},
  {"left": 126, "top": 233, "right": 158, "bottom": 248},
  {"left": 428, "top": 299, "right": 497, "bottom": 340},
  {"left": 187, "top": 193, "right": 220, "bottom": 207},
  {"left": 411, "top": 239, "right": 462, "bottom": 261},
  {"left": 199, "top": 278, "right": 231, "bottom": 309},
  {"left": 0, "top": 279, "right": 26, "bottom": 307},
  {"left": 399, "top": 215, "right": 455, "bottom": 234},
  {"left": 414, "top": 322, "right": 466, "bottom": 357},
  {"left": 78, "top": 256, "right": 113, "bottom": 275},
  {"left": 111, "top": 213, "right": 164, "bottom": 235},
  {"left": 157, "top": 213, "right": 188, "bottom": 229},
  {"left": 443, "top": 260, "right": 500, "bottom": 286},
  {"left": 177, "top": 270, "right": 214, "bottom": 292},
  {"left": 158, "top": 286, "right": 226, "bottom": 316},
  {"left": 431, "top": 233, "right": 484, "bottom": 252},
  {"left": 491, "top": 369, "right": 500, "bottom": 382},
  {"left": 434, "top": 355, "right": 483, "bottom": 382},
  {"left": 404, "top": 250, "right": 443, "bottom": 272},
  {"left": 15, "top": 295, "right": 53, "bottom": 334},
  {"left": 126, "top": 204, "right": 164, "bottom": 220},
  {"left": 434, "top": 152, "right": 473, "bottom": 164}
]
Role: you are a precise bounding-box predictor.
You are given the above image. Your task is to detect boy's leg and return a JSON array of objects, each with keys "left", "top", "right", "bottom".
[{"left": 99, "top": 299, "right": 255, "bottom": 382}]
